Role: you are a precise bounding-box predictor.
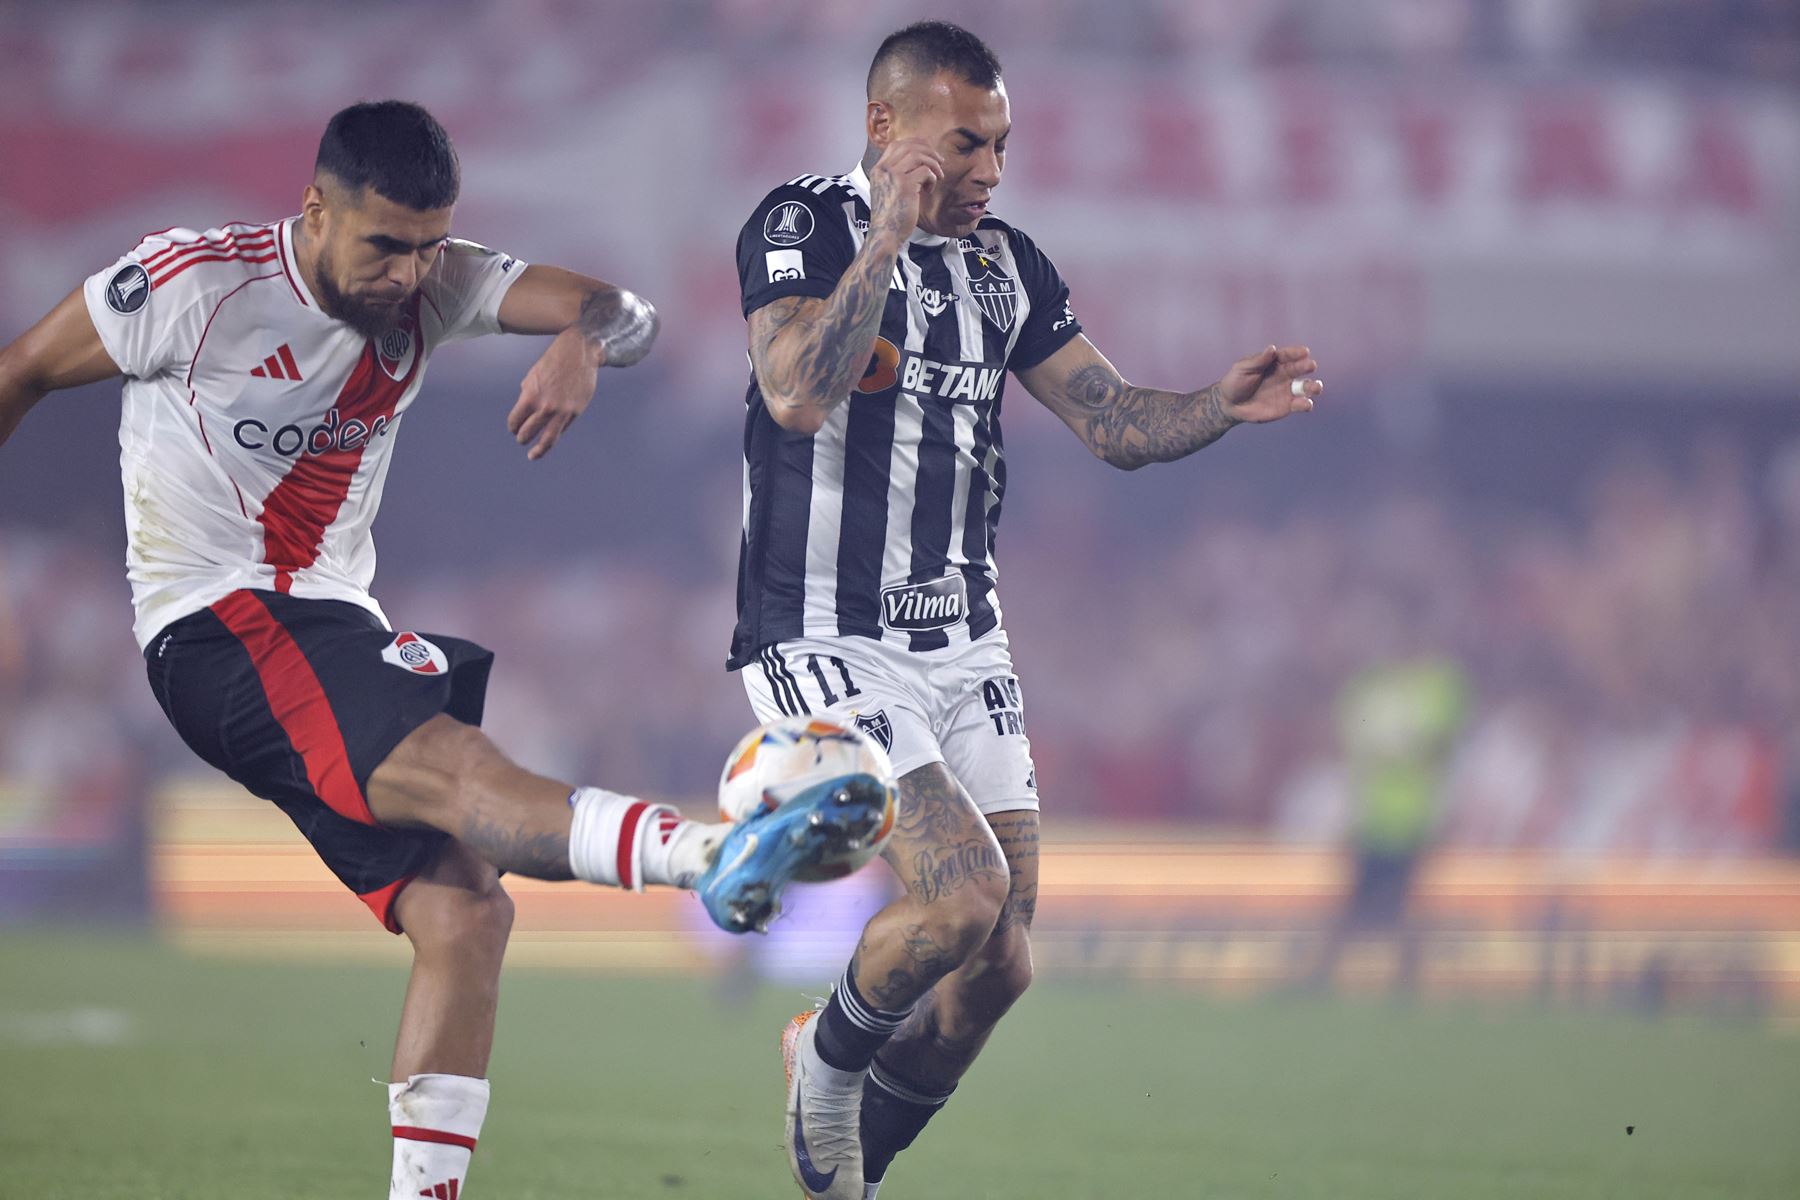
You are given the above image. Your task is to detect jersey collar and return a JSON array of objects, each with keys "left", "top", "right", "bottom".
[
  {"left": 847, "top": 164, "right": 951, "bottom": 248},
  {"left": 278, "top": 217, "right": 320, "bottom": 310}
]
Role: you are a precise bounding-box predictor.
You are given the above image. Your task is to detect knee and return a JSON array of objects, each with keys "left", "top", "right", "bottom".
[
  {"left": 915, "top": 873, "right": 1009, "bottom": 964},
  {"left": 937, "top": 928, "right": 1033, "bottom": 1034},
  {"left": 990, "top": 929, "right": 1034, "bottom": 1004},
  {"left": 459, "top": 880, "right": 515, "bottom": 950},
  {"left": 369, "top": 716, "right": 509, "bottom": 826},
  {"left": 405, "top": 879, "right": 514, "bottom": 960}
]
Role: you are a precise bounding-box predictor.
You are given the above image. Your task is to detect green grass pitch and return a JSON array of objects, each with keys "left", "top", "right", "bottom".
[{"left": 1, "top": 934, "right": 1795, "bottom": 1199}]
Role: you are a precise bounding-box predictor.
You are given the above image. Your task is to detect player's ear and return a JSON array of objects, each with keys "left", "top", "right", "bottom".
[
  {"left": 866, "top": 100, "right": 893, "bottom": 148},
  {"left": 301, "top": 183, "right": 327, "bottom": 232}
]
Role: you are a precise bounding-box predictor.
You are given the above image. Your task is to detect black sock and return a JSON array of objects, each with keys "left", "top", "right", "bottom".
[
  {"left": 812, "top": 965, "right": 911, "bottom": 1073},
  {"left": 861, "top": 1055, "right": 955, "bottom": 1185}
]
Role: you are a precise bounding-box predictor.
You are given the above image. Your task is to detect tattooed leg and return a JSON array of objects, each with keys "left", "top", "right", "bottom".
[
  {"left": 367, "top": 714, "right": 583, "bottom": 880},
  {"left": 877, "top": 810, "right": 1040, "bottom": 1087},
  {"left": 848, "top": 762, "right": 1011, "bottom": 1010}
]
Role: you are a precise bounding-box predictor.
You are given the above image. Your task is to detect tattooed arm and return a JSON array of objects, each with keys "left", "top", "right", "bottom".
[
  {"left": 747, "top": 252, "right": 895, "bottom": 435},
  {"left": 492, "top": 264, "right": 660, "bottom": 459},
  {"left": 749, "top": 138, "right": 943, "bottom": 435},
  {"left": 1017, "top": 334, "right": 1321, "bottom": 471}
]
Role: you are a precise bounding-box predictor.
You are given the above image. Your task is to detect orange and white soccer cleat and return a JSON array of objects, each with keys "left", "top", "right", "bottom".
[{"left": 782, "top": 1009, "right": 866, "bottom": 1200}]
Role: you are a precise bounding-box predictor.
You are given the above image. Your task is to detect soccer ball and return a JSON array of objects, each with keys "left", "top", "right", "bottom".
[{"left": 718, "top": 715, "right": 898, "bottom": 881}]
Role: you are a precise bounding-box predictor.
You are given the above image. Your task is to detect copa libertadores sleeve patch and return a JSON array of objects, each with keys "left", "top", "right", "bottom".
[{"left": 106, "top": 263, "right": 151, "bottom": 314}]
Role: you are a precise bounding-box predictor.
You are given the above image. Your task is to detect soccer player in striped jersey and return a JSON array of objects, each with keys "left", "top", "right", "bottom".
[
  {"left": 733, "top": 22, "right": 1323, "bottom": 1199},
  {"left": 0, "top": 100, "right": 874, "bottom": 1200}
]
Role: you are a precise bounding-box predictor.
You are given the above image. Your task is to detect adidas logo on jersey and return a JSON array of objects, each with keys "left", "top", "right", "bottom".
[{"left": 250, "top": 344, "right": 304, "bottom": 381}]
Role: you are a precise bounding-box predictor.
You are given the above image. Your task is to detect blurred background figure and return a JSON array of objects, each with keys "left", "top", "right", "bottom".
[{"left": 1305, "top": 615, "right": 1471, "bottom": 995}]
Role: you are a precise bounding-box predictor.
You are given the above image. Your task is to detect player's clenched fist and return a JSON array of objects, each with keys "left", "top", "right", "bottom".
[{"left": 868, "top": 138, "right": 943, "bottom": 239}]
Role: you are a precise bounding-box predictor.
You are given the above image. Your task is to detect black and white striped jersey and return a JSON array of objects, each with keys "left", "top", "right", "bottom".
[{"left": 728, "top": 165, "right": 1083, "bottom": 670}]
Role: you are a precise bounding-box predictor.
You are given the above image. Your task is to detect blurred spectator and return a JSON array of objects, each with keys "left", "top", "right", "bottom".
[
  {"left": 1, "top": 0, "right": 1793, "bottom": 875},
  {"left": 4, "top": 414, "right": 1793, "bottom": 861},
  {"left": 1306, "top": 646, "right": 1472, "bottom": 992}
]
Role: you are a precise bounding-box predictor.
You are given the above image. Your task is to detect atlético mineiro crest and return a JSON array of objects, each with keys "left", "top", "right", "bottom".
[
  {"left": 381, "top": 631, "right": 447, "bottom": 676},
  {"left": 377, "top": 318, "right": 417, "bottom": 381},
  {"left": 855, "top": 709, "right": 894, "bottom": 753},
  {"left": 967, "top": 259, "right": 1017, "bottom": 331}
]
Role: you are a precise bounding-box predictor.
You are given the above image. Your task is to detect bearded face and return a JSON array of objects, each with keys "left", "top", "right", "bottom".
[
  {"left": 312, "top": 240, "right": 413, "bottom": 340},
  {"left": 303, "top": 182, "right": 451, "bottom": 341}
]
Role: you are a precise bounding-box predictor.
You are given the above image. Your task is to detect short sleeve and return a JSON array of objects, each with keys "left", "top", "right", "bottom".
[
  {"left": 422, "top": 240, "right": 528, "bottom": 342},
  {"left": 81, "top": 240, "right": 204, "bottom": 379},
  {"left": 1003, "top": 226, "right": 1082, "bottom": 372},
  {"left": 737, "top": 184, "right": 859, "bottom": 318}
]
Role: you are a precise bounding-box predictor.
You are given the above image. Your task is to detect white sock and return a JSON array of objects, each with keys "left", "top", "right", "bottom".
[
  {"left": 567, "top": 788, "right": 726, "bottom": 890},
  {"left": 389, "top": 1073, "right": 488, "bottom": 1200},
  {"left": 644, "top": 813, "right": 729, "bottom": 889},
  {"left": 865, "top": 1184, "right": 883, "bottom": 1200},
  {"left": 802, "top": 1024, "right": 868, "bottom": 1093}
]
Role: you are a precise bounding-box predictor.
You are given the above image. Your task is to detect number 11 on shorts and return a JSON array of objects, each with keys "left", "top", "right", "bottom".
[{"left": 806, "top": 654, "right": 861, "bottom": 706}]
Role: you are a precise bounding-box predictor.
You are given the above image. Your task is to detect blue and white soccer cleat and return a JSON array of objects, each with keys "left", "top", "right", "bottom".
[{"left": 696, "top": 772, "right": 891, "bottom": 935}]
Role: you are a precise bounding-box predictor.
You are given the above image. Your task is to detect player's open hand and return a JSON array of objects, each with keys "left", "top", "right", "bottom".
[
  {"left": 869, "top": 138, "right": 944, "bottom": 239},
  {"left": 508, "top": 328, "right": 597, "bottom": 460},
  {"left": 1218, "top": 344, "right": 1321, "bottom": 424}
]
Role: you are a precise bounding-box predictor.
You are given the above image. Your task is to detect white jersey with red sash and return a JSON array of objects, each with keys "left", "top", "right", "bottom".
[{"left": 82, "top": 217, "right": 524, "bottom": 647}]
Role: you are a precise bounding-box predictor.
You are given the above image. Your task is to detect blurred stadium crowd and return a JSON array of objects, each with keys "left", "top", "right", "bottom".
[
  {"left": 4, "top": 419, "right": 1795, "bottom": 859},
  {"left": 682, "top": 0, "right": 1800, "bottom": 81},
  {"left": 0, "top": 0, "right": 1794, "bottom": 904}
]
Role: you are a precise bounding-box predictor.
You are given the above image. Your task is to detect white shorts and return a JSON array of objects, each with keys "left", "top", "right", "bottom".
[{"left": 739, "top": 631, "right": 1040, "bottom": 817}]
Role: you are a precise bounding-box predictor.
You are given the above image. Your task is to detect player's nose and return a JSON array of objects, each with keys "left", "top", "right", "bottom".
[
  {"left": 972, "top": 145, "right": 1002, "bottom": 189},
  {"left": 386, "top": 256, "right": 420, "bottom": 291}
]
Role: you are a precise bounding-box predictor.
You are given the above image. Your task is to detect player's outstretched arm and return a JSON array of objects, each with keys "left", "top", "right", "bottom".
[
  {"left": 496, "top": 264, "right": 660, "bottom": 460},
  {"left": 1017, "top": 334, "right": 1321, "bottom": 471},
  {"left": 749, "top": 139, "right": 942, "bottom": 435},
  {"left": 0, "top": 289, "right": 123, "bottom": 449}
]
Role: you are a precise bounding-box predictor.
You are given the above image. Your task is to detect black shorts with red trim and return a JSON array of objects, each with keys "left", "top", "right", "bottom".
[{"left": 144, "top": 589, "right": 494, "bottom": 934}]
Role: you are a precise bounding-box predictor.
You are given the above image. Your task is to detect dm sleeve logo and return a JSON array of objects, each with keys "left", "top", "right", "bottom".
[
  {"left": 763, "top": 201, "right": 815, "bottom": 247},
  {"left": 106, "top": 264, "right": 151, "bottom": 315}
]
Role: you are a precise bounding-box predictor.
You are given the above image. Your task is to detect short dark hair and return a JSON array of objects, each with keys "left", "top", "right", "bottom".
[
  {"left": 868, "top": 20, "right": 1002, "bottom": 96},
  {"left": 314, "top": 100, "right": 460, "bottom": 211}
]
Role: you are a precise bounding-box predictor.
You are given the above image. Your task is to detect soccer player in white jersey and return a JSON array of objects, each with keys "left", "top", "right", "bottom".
[
  {"left": 729, "top": 23, "right": 1324, "bottom": 1199},
  {"left": 0, "top": 100, "right": 878, "bottom": 1200}
]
